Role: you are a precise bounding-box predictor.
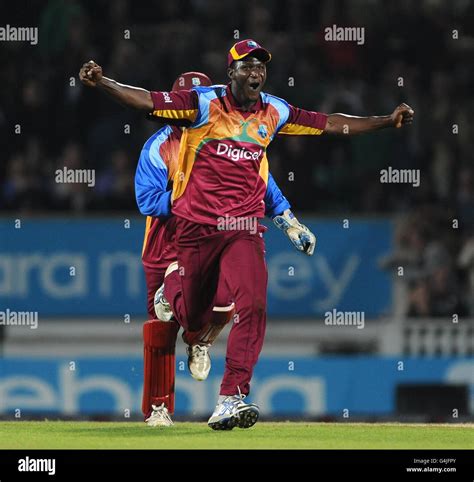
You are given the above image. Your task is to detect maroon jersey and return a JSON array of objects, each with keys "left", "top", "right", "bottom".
[{"left": 150, "top": 84, "right": 327, "bottom": 226}]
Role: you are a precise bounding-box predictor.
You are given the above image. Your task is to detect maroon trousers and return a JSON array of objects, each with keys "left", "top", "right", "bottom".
[
  {"left": 144, "top": 264, "right": 166, "bottom": 319},
  {"left": 164, "top": 217, "right": 268, "bottom": 397}
]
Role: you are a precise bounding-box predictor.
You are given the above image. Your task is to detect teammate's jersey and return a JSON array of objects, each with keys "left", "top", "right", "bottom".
[
  {"left": 150, "top": 84, "right": 327, "bottom": 226},
  {"left": 135, "top": 125, "right": 291, "bottom": 268},
  {"left": 135, "top": 126, "right": 180, "bottom": 268}
]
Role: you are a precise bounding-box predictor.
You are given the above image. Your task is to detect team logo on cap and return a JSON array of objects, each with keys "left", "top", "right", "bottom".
[
  {"left": 192, "top": 77, "right": 201, "bottom": 86},
  {"left": 247, "top": 40, "right": 258, "bottom": 48},
  {"left": 258, "top": 124, "right": 268, "bottom": 139}
]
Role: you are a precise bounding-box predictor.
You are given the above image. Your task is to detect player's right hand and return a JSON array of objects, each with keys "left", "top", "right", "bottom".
[{"left": 79, "top": 60, "right": 103, "bottom": 87}]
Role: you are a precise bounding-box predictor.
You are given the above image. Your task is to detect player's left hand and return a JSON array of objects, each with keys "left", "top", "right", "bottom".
[
  {"left": 273, "top": 210, "right": 316, "bottom": 256},
  {"left": 390, "top": 103, "right": 415, "bottom": 128}
]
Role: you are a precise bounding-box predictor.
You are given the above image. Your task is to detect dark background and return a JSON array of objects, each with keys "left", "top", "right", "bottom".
[{"left": 0, "top": 0, "right": 473, "bottom": 317}]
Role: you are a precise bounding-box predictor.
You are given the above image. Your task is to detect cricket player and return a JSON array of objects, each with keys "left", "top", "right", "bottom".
[
  {"left": 79, "top": 38, "right": 414, "bottom": 430},
  {"left": 137, "top": 71, "right": 314, "bottom": 427},
  {"left": 138, "top": 72, "right": 213, "bottom": 428}
]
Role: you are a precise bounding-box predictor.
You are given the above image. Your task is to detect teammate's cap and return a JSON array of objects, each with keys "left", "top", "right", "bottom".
[
  {"left": 227, "top": 39, "right": 271, "bottom": 67},
  {"left": 172, "top": 72, "right": 212, "bottom": 91}
]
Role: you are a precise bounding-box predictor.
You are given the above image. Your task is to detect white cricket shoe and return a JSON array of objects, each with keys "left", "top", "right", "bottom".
[
  {"left": 154, "top": 285, "right": 173, "bottom": 321},
  {"left": 186, "top": 344, "right": 211, "bottom": 381},
  {"left": 145, "top": 403, "right": 173, "bottom": 427},
  {"left": 154, "top": 262, "right": 179, "bottom": 321},
  {"left": 208, "top": 394, "right": 259, "bottom": 430}
]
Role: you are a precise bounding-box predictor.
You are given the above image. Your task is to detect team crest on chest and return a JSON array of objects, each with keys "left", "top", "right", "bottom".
[{"left": 257, "top": 124, "right": 268, "bottom": 139}]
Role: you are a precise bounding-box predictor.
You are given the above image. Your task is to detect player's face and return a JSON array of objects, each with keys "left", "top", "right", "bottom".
[{"left": 229, "top": 57, "right": 267, "bottom": 102}]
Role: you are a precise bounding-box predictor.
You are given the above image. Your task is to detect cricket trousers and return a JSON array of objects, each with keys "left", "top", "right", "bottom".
[
  {"left": 164, "top": 217, "right": 268, "bottom": 397},
  {"left": 143, "top": 264, "right": 165, "bottom": 319}
]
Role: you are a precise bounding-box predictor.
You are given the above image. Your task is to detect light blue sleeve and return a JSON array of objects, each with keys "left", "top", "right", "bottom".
[
  {"left": 264, "top": 172, "right": 291, "bottom": 218},
  {"left": 134, "top": 127, "right": 173, "bottom": 217}
]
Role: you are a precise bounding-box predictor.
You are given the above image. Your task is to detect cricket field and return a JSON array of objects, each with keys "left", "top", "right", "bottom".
[{"left": 0, "top": 422, "right": 472, "bottom": 449}]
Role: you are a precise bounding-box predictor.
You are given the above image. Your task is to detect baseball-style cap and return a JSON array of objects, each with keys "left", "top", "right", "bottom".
[
  {"left": 228, "top": 39, "right": 271, "bottom": 67},
  {"left": 172, "top": 72, "right": 212, "bottom": 91}
]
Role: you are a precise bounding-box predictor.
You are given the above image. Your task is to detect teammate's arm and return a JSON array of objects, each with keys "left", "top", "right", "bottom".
[
  {"left": 79, "top": 61, "right": 153, "bottom": 111},
  {"left": 265, "top": 172, "right": 316, "bottom": 256},
  {"left": 135, "top": 147, "right": 172, "bottom": 217},
  {"left": 264, "top": 172, "right": 290, "bottom": 219}
]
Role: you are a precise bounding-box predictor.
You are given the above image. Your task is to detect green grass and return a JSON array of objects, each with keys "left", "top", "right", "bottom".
[{"left": 0, "top": 422, "right": 472, "bottom": 449}]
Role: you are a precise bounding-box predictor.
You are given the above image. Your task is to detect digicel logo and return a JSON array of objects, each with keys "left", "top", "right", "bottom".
[{"left": 216, "top": 142, "right": 262, "bottom": 161}]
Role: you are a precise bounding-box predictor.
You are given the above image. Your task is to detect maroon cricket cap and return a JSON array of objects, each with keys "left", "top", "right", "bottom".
[
  {"left": 227, "top": 39, "right": 271, "bottom": 67},
  {"left": 172, "top": 72, "right": 212, "bottom": 91}
]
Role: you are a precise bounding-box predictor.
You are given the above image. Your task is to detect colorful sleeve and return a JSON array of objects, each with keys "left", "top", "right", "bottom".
[
  {"left": 264, "top": 172, "right": 291, "bottom": 218},
  {"left": 278, "top": 104, "right": 328, "bottom": 135},
  {"left": 134, "top": 131, "right": 172, "bottom": 217},
  {"left": 150, "top": 89, "right": 199, "bottom": 122}
]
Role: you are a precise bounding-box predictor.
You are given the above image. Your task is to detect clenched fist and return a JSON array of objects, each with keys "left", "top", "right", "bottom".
[
  {"left": 391, "top": 103, "right": 415, "bottom": 128},
  {"left": 79, "top": 60, "right": 103, "bottom": 87}
]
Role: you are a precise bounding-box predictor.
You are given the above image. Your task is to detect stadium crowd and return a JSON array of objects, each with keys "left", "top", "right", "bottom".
[{"left": 1, "top": 0, "right": 472, "bottom": 316}]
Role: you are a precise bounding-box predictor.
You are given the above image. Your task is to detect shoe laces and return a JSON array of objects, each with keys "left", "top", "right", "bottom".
[
  {"left": 160, "top": 294, "right": 170, "bottom": 309},
  {"left": 150, "top": 403, "right": 173, "bottom": 425},
  {"left": 222, "top": 387, "right": 246, "bottom": 408},
  {"left": 156, "top": 286, "right": 170, "bottom": 306},
  {"left": 194, "top": 344, "right": 209, "bottom": 362}
]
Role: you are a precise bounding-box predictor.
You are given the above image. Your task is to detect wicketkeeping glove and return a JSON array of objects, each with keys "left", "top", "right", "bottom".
[{"left": 273, "top": 209, "right": 316, "bottom": 256}]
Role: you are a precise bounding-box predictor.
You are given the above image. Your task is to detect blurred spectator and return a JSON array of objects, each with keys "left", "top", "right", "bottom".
[
  {"left": 457, "top": 167, "right": 474, "bottom": 230},
  {"left": 95, "top": 148, "right": 135, "bottom": 210},
  {"left": 51, "top": 141, "right": 88, "bottom": 212},
  {"left": 380, "top": 208, "right": 466, "bottom": 318},
  {"left": 458, "top": 233, "right": 474, "bottom": 316}
]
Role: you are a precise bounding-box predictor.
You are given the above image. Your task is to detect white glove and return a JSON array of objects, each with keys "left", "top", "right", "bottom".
[{"left": 273, "top": 209, "right": 316, "bottom": 256}]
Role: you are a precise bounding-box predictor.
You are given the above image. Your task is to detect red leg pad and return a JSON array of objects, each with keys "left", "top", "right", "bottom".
[{"left": 142, "top": 319, "right": 179, "bottom": 416}]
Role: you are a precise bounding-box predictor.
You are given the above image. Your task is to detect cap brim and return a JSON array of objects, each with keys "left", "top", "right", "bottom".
[
  {"left": 244, "top": 48, "right": 271, "bottom": 63},
  {"left": 229, "top": 47, "right": 272, "bottom": 66}
]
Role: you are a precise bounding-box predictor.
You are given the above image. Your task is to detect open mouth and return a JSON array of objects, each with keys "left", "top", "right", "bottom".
[{"left": 249, "top": 81, "right": 260, "bottom": 91}]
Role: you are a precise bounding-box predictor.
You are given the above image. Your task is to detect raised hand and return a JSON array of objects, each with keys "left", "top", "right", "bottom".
[
  {"left": 79, "top": 60, "right": 103, "bottom": 87},
  {"left": 391, "top": 103, "right": 415, "bottom": 128}
]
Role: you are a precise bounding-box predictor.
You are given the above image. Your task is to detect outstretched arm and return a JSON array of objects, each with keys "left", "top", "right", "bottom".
[
  {"left": 79, "top": 60, "right": 153, "bottom": 111},
  {"left": 278, "top": 103, "right": 414, "bottom": 136},
  {"left": 325, "top": 103, "right": 415, "bottom": 135}
]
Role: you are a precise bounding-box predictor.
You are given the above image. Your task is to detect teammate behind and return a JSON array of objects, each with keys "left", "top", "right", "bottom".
[{"left": 138, "top": 72, "right": 212, "bottom": 427}]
